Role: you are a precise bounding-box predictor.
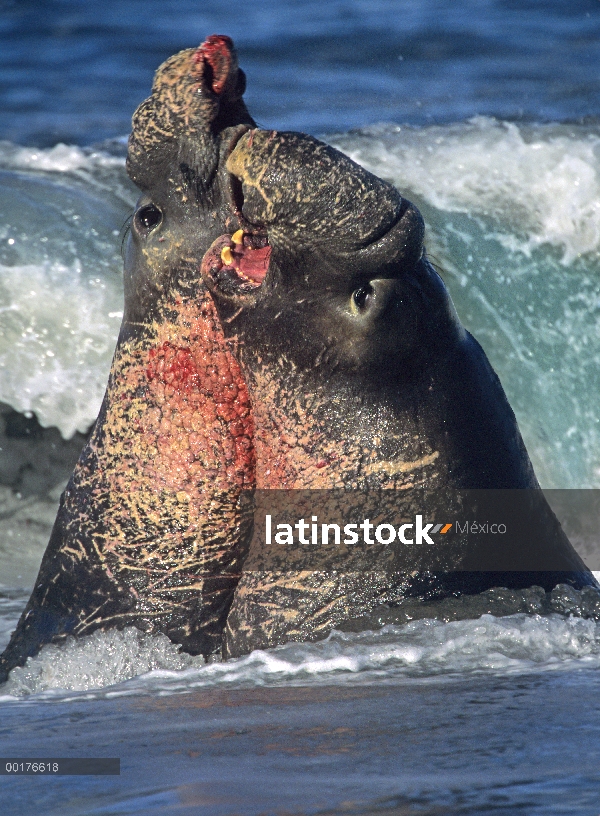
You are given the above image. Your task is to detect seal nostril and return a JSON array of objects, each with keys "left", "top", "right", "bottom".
[
  {"left": 197, "top": 34, "right": 235, "bottom": 96},
  {"left": 230, "top": 174, "right": 245, "bottom": 216},
  {"left": 203, "top": 58, "right": 215, "bottom": 92}
]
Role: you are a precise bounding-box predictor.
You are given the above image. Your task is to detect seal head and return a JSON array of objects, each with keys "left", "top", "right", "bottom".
[{"left": 203, "top": 128, "right": 432, "bottom": 375}]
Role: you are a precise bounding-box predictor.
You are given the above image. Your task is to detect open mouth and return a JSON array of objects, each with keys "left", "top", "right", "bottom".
[
  {"left": 203, "top": 129, "right": 272, "bottom": 297},
  {"left": 201, "top": 227, "right": 271, "bottom": 297}
]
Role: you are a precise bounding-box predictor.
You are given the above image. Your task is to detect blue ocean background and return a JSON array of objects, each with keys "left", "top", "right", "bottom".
[
  {"left": 3, "top": 0, "right": 600, "bottom": 144},
  {"left": 1, "top": 1, "right": 600, "bottom": 813}
]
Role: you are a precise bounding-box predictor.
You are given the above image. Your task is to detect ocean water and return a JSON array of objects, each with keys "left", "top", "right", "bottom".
[{"left": 1, "top": 1, "right": 600, "bottom": 813}]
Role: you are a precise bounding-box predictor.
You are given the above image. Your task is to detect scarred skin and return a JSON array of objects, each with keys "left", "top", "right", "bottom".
[
  {"left": 1, "top": 37, "right": 596, "bottom": 680},
  {"left": 0, "top": 36, "right": 257, "bottom": 682},
  {"left": 201, "top": 128, "right": 597, "bottom": 657}
]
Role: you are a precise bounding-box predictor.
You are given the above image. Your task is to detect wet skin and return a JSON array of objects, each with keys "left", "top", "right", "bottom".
[
  {"left": 201, "top": 128, "right": 597, "bottom": 656},
  {"left": 1, "top": 37, "right": 596, "bottom": 680},
  {"left": 0, "top": 36, "right": 258, "bottom": 682}
]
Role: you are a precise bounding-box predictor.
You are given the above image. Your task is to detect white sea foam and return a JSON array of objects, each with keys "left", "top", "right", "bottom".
[
  {"left": 332, "top": 117, "right": 600, "bottom": 263},
  {"left": 0, "top": 141, "right": 133, "bottom": 436},
  {"left": 0, "top": 141, "right": 124, "bottom": 174},
  {"left": 3, "top": 614, "right": 600, "bottom": 701},
  {"left": 2, "top": 628, "right": 205, "bottom": 698},
  {"left": 0, "top": 260, "right": 121, "bottom": 437}
]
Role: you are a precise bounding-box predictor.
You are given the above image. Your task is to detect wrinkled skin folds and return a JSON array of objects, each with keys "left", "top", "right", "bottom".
[
  {"left": 201, "top": 117, "right": 597, "bottom": 657},
  {"left": 1, "top": 36, "right": 596, "bottom": 682}
]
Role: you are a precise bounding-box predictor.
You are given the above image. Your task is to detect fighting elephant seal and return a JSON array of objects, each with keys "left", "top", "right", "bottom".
[
  {"left": 201, "top": 127, "right": 597, "bottom": 656},
  {"left": 0, "top": 36, "right": 258, "bottom": 682},
  {"left": 1, "top": 36, "right": 595, "bottom": 680}
]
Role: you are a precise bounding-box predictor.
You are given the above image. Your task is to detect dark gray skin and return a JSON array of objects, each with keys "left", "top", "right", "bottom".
[
  {"left": 201, "top": 128, "right": 597, "bottom": 657},
  {"left": 0, "top": 36, "right": 259, "bottom": 683},
  {"left": 1, "top": 37, "right": 595, "bottom": 680}
]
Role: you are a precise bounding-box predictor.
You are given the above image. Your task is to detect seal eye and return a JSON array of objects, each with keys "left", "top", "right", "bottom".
[
  {"left": 136, "top": 203, "right": 162, "bottom": 231},
  {"left": 351, "top": 284, "right": 373, "bottom": 313}
]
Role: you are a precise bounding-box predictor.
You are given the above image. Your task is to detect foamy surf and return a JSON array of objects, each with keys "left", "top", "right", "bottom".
[
  {"left": 0, "top": 140, "right": 135, "bottom": 436},
  {"left": 3, "top": 612, "right": 600, "bottom": 702},
  {"left": 1, "top": 125, "right": 598, "bottom": 487},
  {"left": 331, "top": 117, "right": 600, "bottom": 263},
  {"left": 0, "top": 260, "right": 123, "bottom": 437}
]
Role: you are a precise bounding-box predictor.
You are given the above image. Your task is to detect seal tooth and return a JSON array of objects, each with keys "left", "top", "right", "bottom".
[
  {"left": 221, "top": 245, "right": 234, "bottom": 266},
  {"left": 232, "top": 229, "right": 244, "bottom": 246}
]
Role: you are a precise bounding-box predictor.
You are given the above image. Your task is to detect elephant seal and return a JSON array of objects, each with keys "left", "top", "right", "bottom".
[
  {"left": 200, "top": 128, "right": 597, "bottom": 657},
  {"left": 0, "top": 36, "right": 258, "bottom": 683}
]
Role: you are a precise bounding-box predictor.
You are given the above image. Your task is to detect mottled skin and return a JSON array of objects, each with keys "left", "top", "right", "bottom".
[
  {"left": 1, "top": 38, "right": 595, "bottom": 679},
  {"left": 202, "top": 128, "right": 596, "bottom": 657},
  {"left": 0, "top": 37, "right": 257, "bottom": 682}
]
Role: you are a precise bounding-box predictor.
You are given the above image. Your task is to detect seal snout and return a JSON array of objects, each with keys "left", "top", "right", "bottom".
[
  {"left": 195, "top": 35, "right": 235, "bottom": 95},
  {"left": 127, "top": 33, "right": 254, "bottom": 191},
  {"left": 195, "top": 34, "right": 247, "bottom": 102}
]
